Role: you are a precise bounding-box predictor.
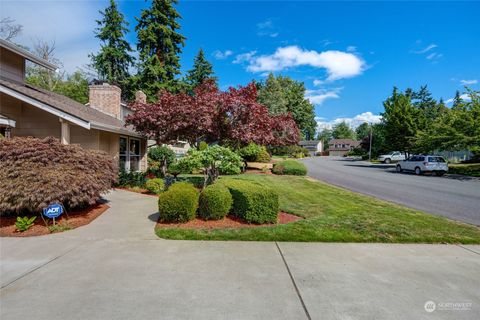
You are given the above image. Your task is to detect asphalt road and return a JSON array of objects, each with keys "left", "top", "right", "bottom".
[{"left": 301, "top": 157, "right": 480, "bottom": 226}]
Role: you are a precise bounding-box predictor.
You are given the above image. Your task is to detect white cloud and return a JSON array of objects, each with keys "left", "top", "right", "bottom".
[
  {"left": 460, "top": 79, "right": 478, "bottom": 86},
  {"left": 1, "top": 0, "right": 103, "bottom": 74},
  {"left": 346, "top": 46, "right": 356, "bottom": 52},
  {"left": 213, "top": 50, "right": 233, "bottom": 60},
  {"left": 316, "top": 112, "right": 382, "bottom": 131},
  {"left": 411, "top": 42, "right": 442, "bottom": 62},
  {"left": 445, "top": 94, "right": 471, "bottom": 104},
  {"left": 412, "top": 43, "right": 437, "bottom": 54},
  {"left": 233, "top": 51, "right": 257, "bottom": 64},
  {"left": 240, "top": 46, "right": 365, "bottom": 81},
  {"left": 306, "top": 91, "right": 340, "bottom": 105},
  {"left": 305, "top": 87, "right": 342, "bottom": 105},
  {"left": 426, "top": 52, "right": 443, "bottom": 60},
  {"left": 256, "top": 19, "right": 279, "bottom": 38},
  {"left": 313, "top": 79, "right": 324, "bottom": 86}
]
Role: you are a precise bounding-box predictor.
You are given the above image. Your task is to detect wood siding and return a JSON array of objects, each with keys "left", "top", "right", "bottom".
[{"left": 0, "top": 48, "right": 25, "bottom": 83}]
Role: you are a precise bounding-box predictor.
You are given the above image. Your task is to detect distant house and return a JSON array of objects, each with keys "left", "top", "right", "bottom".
[
  {"left": 328, "top": 139, "right": 360, "bottom": 157},
  {"left": 298, "top": 140, "right": 323, "bottom": 155},
  {"left": 0, "top": 39, "right": 147, "bottom": 171}
]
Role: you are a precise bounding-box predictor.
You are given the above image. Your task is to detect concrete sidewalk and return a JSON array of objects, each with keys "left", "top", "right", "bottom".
[{"left": 1, "top": 190, "right": 479, "bottom": 320}]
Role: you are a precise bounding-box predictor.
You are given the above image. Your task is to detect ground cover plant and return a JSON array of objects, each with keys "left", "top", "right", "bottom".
[
  {"left": 156, "top": 174, "right": 480, "bottom": 243},
  {"left": 0, "top": 137, "right": 116, "bottom": 214}
]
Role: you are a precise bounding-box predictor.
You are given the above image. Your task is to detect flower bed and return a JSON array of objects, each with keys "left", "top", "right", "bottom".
[
  {"left": 0, "top": 203, "right": 109, "bottom": 237},
  {"left": 156, "top": 211, "right": 302, "bottom": 230}
]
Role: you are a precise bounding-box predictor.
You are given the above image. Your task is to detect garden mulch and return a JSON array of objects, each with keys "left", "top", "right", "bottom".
[
  {"left": 0, "top": 203, "right": 109, "bottom": 237},
  {"left": 156, "top": 211, "right": 302, "bottom": 230}
]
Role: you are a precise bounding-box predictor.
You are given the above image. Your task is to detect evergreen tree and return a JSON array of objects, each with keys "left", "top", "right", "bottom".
[
  {"left": 331, "top": 121, "right": 355, "bottom": 140},
  {"left": 135, "top": 0, "right": 186, "bottom": 99},
  {"left": 317, "top": 128, "right": 332, "bottom": 146},
  {"left": 90, "top": 0, "right": 134, "bottom": 92},
  {"left": 381, "top": 87, "right": 418, "bottom": 155},
  {"left": 355, "top": 122, "right": 370, "bottom": 140},
  {"left": 452, "top": 90, "right": 463, "bottom": 109},
  {"left": 185, "top": 48, "right": 216, "bottom": 89},
  {"left": 257, "top": 73, "right": 288, "bottom": 115},
  {"left": 257, "top": 74, "right": 316, "bottom": 140}
]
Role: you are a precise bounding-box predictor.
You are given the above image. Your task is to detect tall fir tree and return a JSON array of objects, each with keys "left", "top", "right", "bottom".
[
  {"left": 452, "top": 90, "right": 464, "bottom": 109},
  {"left": 185, "top": 48, "right": 216, "bottom": 90},
  {"left": 257, "top": 73, "right": 316, "bottom": 140},
  {"left": 257, "top": 73, "right": 288, "bottom": 115},
  {"left": 381, "top": 87, "right": 418, "bottom": 155},
  {"left": 90, "top": 0, "right": 134, "bottom": 92},
  {"left": 135, "top": 0, "right": 186, "bottom": 99}
]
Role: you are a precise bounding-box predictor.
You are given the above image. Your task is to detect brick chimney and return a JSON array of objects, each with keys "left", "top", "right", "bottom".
[{"left": 88, "top": 83, "right": 122, "bottom": 119}]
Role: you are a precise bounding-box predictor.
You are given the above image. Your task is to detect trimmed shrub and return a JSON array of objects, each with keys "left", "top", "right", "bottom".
[
  {"left": 220, "top": 179, "right": 279, "bottom": 224},
  {"left": 145, "top": 178, "right": 165, "bottom": 194},
  {"left": 147, "top": 146, "right": 175, "bottom": 177},
  {"left": 198, "top": 184, "right": 233, "bottom": 220},
  {"left": 272, "top": 160, "right": 307, "bottom": 176},
  {"left": 198, "top": 141, "right": 208, "bottom": 151},
  {"left": 238, "top": 142, "right": 263, "bottom": 162},
  {"left": 0, "top": 137, "right": 116, "bottom": 214},
  {"left": 158, "top": 182, "right": 199, "bottom": 223},
  {"left": 255, "top": 148, "right": 271, "bottom": 163}
]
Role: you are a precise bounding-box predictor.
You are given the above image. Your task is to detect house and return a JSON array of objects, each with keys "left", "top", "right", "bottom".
[
  {"left": 298, "top": 140, "right": 323, "bottom": 156},
  {"left": 328, "top": 139, "right": 360, "bottom": 157},
  {"left": 0, "top": 38, "right": 147, "bottom": 171}
]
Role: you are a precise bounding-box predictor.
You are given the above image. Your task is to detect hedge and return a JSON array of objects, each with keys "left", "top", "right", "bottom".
[
  {"left": 219, "top": 179, "right": 279, "bottom": 224},
  {"left": 158, "top": 182, "right": 199, "bottom": 223},
  {"left": 272, "top": 160, "right": 307, "bottom": 176},
  {"left": 145, "top": 178, "right": 165, "bottom": 194},
  {"left": 0, "top": 137, "right": 116, "bottom": 214},
  {"left": 198, "top": 184, "right": 233, "bottom": 220}
]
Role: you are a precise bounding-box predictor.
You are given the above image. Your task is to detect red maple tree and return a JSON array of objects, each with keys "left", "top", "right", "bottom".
[{"left": 125, "top": 80, "right": 300, "bottom": 147}]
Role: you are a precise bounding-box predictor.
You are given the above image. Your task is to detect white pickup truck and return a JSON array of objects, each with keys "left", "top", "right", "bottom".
[{"left": 378, "top": 151, "right": 406, "bottom": 163}]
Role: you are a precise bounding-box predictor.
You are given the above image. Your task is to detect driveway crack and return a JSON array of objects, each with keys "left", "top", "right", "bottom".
[
  {"left": 275, "top": 242, "right": 312, "bottom": 320},
  {"left": 1, "top": 242, "right": 87, "bottom": 290}
]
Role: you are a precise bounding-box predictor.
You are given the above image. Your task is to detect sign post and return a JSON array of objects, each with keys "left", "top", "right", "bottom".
[{"left": 42, "top": 203, "right": 63, "bottom": 225}]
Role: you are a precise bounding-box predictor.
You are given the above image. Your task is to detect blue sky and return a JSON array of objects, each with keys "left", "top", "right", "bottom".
[{"left": 2, "top": 0, "right": 479, "bottom": 130}]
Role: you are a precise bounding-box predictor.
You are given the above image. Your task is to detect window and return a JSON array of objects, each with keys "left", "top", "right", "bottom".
[
  {"left": 119, "top": 137, "right": 141, "bottom": 172},
  {"left": 129, "top": 139, "right": 141, "bottom": 171},
  {"left": 119, "top": 137, "right": 127, "bottom": 170},
  {"left": 428, "top": 157, "right": 446, "bottom": 163}
]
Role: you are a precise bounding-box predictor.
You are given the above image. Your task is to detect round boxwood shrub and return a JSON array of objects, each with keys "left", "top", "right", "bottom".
[
  {"left": 145, "top": 178, "right": 165, "bottom": 194},
  {"left": 198, "top": 184, "right": 233, "bottom": 220},
  {"left": 158, "top": 182, "right": 199, "bottom": 223},
  {"left": 272, "top": 160, "right": 307, "bottom": 176},
  {"left": 255, "top": 148, "right": 271, "bottom": 163},
  {"left": 219, "top": 179, "right": 279, "bottom": 224},
  {"left": 0, "top": 137, "right": 116, "bottom": 214}
]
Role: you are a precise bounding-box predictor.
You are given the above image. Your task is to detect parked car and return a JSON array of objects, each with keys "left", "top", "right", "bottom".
[
  {"left": 378, "top": 151, "right": 406, "bottom": 163},
  {"left": 396, "top": 155, "right": 448, "bottom": 176}
]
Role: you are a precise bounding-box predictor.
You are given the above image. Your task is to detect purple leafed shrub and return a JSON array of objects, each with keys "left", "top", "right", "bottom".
[{"left": 0, "top": 137, "right": 117, "bottom": 214}]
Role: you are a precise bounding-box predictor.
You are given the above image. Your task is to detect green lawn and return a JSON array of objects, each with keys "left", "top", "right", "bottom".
[{"left": 155, "top": 174, "right": 480, "bottom": 243}]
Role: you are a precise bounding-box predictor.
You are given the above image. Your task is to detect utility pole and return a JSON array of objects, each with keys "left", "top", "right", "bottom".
[{"left": 368, "top": 123, "right": 373, "bottom": 162}]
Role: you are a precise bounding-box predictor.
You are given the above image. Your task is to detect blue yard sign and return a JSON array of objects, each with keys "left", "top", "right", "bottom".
[{"left": 42, "top": 203, "right": 63, "bottom": 219}]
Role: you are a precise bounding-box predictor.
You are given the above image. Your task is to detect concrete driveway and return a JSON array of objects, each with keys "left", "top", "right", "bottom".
[
  {"left": 301, "top": 157, "right": 480, "bottom": 226},
  {"left": 1, "top": 190, "right": 479, "bottom": 320}
]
